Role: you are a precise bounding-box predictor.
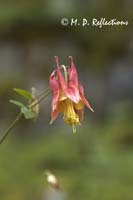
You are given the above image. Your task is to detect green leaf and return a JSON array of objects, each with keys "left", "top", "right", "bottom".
[
  {"left": 14, "top": 88, "right": 33, "bottom": 100},
  {"left": 10, "top": 100, "right": 25, "bottom": 108},
  {"left": 21, "top": 107, "right": 35, "bottom": 119},
  {"left": 10, "top": 100, "right": 35, "bottom": 119}
]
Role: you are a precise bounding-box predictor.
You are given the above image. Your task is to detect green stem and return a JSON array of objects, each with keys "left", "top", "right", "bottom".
[
  {"left": 29, "top": 89, "right": 51, "bottom": 109},
  {"left": 61, "top": 65, "right": 68, "bottom": 83},
  {"left": 0, "top": 112, "right": 22, "bottom": 144},
  {"left": 0, "top": 88, "right": 51, "bottom": 145},
  {"left": 37, "top": 87, "right": 50, "bottom": 98}
]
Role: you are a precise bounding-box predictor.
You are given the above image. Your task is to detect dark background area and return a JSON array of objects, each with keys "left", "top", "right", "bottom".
[{"left": 0, "top": 0, "right": 133, "bottom": 199}]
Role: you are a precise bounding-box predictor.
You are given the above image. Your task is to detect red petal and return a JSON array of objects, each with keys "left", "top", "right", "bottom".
[
  {"left": 51, "top": 90, "right": 59, "bottom": 111},
  {"left": 50, "top": 109, "right": 59, "bottom": 124},
  {"left": 69, "top": 56, "right": 79, "bottom": 88},
  {"left": 54, "top": 56, "right": 60, "bottom": 68},
  {"left": 55, "top": 56, "right": 80, "bottom": 103},
  {"left": 49, "top": 70, "right": 58, "bottom": 93},
  {"left": 79, "top": 83, "right": 94, "bottom": 112},
  {"left": 57, "top": 67, "right": 67, "bottom": 91},
  {"left": 54, "top": 56, "right": 68, "bottom": 92},
  {"left": 49, "top": 70, "right": 59, "bottom": 111},
  {"left": 63, "top": 56, "right": 80, "bottom": 103}
]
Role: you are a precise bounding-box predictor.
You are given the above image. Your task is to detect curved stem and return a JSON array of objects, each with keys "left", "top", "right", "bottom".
[
  {"left": 0, "top": 88, "right": 51, "bottom": 145},
  {"left": 61, "top": 65, "right": 68, "bottom": 84}
]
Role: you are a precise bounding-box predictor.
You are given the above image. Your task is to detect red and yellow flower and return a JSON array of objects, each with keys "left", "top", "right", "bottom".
[{"left": 49, "top": 56, "right": 94, "bottom": 132}]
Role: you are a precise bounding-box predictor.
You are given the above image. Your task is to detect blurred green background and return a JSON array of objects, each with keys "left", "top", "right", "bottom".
[{"left": 0, "top": 0, "right": 133, "bottom": 199}]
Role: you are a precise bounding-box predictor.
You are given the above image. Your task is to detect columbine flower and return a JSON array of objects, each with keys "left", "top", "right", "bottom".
[{"left": 49, "top": 56, "right": 94, "bottom": 133}]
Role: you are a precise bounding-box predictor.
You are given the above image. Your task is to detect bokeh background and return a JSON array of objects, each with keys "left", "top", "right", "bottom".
[{"left": 0, "top": 0, "right": 133, "bottom": 200}]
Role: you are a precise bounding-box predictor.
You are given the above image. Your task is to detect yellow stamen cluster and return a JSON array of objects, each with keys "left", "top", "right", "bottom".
[{"left": 59, "top": 99, "right": 80, "bottom": 127}]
